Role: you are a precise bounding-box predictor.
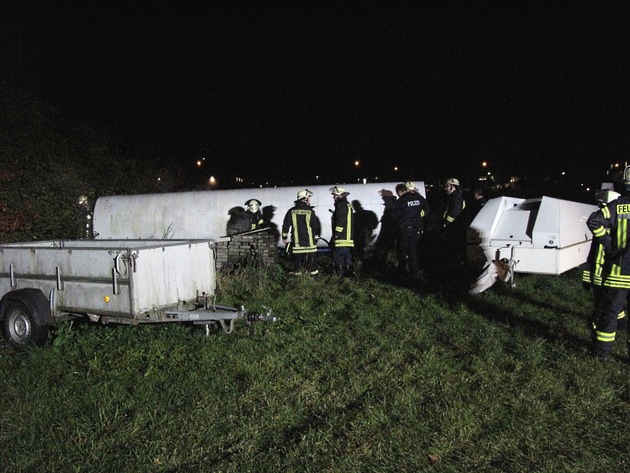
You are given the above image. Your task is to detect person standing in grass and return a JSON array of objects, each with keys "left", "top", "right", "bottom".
[
  {"left": 329, "top": 185, "right": 355, "bottom": 277},
  {"left": 582, "top": 189, "right": 627, "bottom": 346},
  {"left": 442, "top": 177, "right": 466, "bottom": 269},
  {"left": 282, "top": 189, "right": 321, "bottom": 275},
  {"left": 391, "top": 181, "right": 428, "bottom": 278},
  {"left": 587, "top": 168, "right": 630, "bottom": 362}
]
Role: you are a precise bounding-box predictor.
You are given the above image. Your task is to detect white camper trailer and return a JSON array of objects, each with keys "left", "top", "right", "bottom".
[
  {"left": 93, "top": 182, "right": 426, "bottom": 248},
  {"left": 469, "top": 196, "right": 597, "bottom": 275}
]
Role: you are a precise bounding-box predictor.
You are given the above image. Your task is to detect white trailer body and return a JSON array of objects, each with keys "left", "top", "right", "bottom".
[
  {"left": 0, "top": 239, "right": 273, "bottom": 347},
  {"left": 0, "top": 239, "right": 215, "bottom": 321},
  {"left": 92, "top": 181, "right": 426, "bottom": 246},
  {"left": 469, "top": 196, "right": 597, "bottom": 275}
]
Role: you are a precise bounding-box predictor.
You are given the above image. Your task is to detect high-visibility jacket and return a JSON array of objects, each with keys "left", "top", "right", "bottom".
[
  {"left": 587, "top": 195, "right": 630, "bottom": 288},
  {"left": 282, "top": 200, "right": 321, "bottom": 254},
  {"left": 331, "top": 196, "right": 355, "bottom": 248},
  {"left": 443, "top": 190, "right": 465, "bottom": 227},
  {"left": 582, "top": 235, "right": 606, "bottom": 286}
]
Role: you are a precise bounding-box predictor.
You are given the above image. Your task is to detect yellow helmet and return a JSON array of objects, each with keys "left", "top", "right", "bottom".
[
  {"left": 404, "top": 181, "right": 416, "bottom": 191},
  {"left": 445, "top": 178, "right": 460, "bottom": 187}
]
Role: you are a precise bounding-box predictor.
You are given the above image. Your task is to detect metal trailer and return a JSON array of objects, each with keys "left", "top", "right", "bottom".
[
  {"left": 92, "top": 181, "right": 426, "bottom": 247},
  {"left": 0, "top": 239, "right": 275, "bottom": 348},
  {"left": 469, "top": 196, "right": 597, "bottom": 275}
]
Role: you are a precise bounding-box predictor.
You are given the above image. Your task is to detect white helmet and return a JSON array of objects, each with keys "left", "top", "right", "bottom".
[
  {"left": 595, "top": 189, "right": 620, "bottom": 204},
  {"left": 245, "top": 199, "right": 261, "bottom": 211},
  {"left": 404, "top": 181, "right": 416, "bottom": 191},
  {"left": 445, "top": 178, "right": 460, "bottom": 187},
  {"left": 329, "top": 185, "right": 347, "bottom": 196},
  {"left": 296, "top": 189, "right": 313, "bottom": 200}
]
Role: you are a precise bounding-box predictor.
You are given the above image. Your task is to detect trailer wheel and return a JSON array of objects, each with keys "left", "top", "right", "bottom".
[{"left": 2, "top": 291, "right": 51, "bottom": 348}]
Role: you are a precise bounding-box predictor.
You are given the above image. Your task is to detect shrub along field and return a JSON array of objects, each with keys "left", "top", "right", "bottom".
[{"left": 1, "top": 261, "right": 629, "bottom": 472}]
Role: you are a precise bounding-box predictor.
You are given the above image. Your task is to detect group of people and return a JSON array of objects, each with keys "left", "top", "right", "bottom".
[
  {"left": 585, "top": 168, "right": 630, "bottom": 362},
  {"left": 279, "top": 186, "right": 355, "bottom": 277},
  {"left": 275, "top": 178, "right": 484, "bottom": 280}
]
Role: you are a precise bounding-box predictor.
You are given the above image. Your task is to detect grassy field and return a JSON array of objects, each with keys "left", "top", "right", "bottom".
[{"left": 1, "top": 256, "right": 629, "bottom": 472}]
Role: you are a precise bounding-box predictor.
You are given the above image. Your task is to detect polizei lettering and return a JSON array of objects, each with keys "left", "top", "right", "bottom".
[{"left": 407, "top": 200, "right": 421, "bottom": 207}]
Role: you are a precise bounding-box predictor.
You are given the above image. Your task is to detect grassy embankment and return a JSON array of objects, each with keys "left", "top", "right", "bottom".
[{"left": 1, "top": 259, "right": 629, "bottom": 472}]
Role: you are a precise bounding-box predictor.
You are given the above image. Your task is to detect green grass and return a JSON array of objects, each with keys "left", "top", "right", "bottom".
[{"left": 1, "top": 261, "right": 629, "bottom": 472}]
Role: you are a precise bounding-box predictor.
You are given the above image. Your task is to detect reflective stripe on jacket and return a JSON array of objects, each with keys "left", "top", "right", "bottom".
[
  {"left": 332, "top": 197, "right": 354, "bottom": 248},
  {"left": 587, "top": 196, "right": 630, "bottom": 288}
]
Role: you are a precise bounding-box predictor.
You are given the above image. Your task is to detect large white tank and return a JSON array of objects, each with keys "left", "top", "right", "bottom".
[{"left": 93, "top": 181, "right": 426, "bottom": 248}]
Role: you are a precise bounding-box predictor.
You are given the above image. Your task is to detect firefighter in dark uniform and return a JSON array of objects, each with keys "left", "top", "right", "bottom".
[
  {"left": 282, "top": 189, "right": 321, "bottom": 275},
  {"left": 582, "top": 189, "right": 627, "bottom": 343},
  {"left": 443, "top": 177, "right": 466, "bottom": 268},
  {"left": 391, "top": 181, "right": 428, "bottom": 277},
  {"left": 329, "top": 186, "right": 355, "bottom": 277},
  {"left": 586, "top": 168, "right": 630, "bottom": 361},
  {"left": 244, "top": 199, "right": 264, "bottom": 230}
]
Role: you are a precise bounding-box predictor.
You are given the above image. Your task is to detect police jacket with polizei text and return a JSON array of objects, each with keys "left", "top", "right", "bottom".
[
  {"left": 331, "top": 196, "right": 355, "bottom": 248},
  {"left": 587, "top": 195, "right": 630, "bottom": 287},
  {"left": 391, "top": 191, "right": 428, "bottom": 231},
  {"left": 282, "top": 200, "right": 321, "bottom": 253}
]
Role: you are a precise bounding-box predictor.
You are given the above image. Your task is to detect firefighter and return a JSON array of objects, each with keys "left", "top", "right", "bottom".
[
  {"left": 442, "top": 177, "right": 466, "bottom": 268},
  {"left": 329, "top": 186, "right": 355, "bottom": 277},
  {"left": 282, "top": 189, "right": 321, "bottom": 275},
  {"left": 582, "top": 189, "right": 626, "bottom": 344},
  {"left": 244, "top": 199, "right": 264, "bottom": 230},
  {"left": 391, "top": 181, "right": 428, "bottom": 277},
  {"left": 586, "top": 167, "right": 630, "bottom": 362}
]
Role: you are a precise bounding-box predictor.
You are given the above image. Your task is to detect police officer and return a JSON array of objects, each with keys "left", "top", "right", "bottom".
[
  {"left": 282, "top": 189, "right": 321, "bottom": 275},
  {"left": 391, "top": 181, "right": 428, "bottom": 277},
  {"left": 244, "top": 199, "right": 264, "bottom": 230},
  {"left": 587, "top": 168, "right": 630, "bottom": 362},
  {"left": 329, "top": 186, "right": 355, "bottom": 277}
]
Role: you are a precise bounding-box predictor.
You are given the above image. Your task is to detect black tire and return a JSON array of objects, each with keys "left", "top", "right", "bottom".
[{"left": 1, "top": 290, "right": 51, "bottom": 348}]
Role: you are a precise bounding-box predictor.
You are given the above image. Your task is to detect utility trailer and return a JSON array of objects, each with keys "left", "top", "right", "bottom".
[
  {"left": 469, "top": 196, "right": 597, "bottom": 275},
  {"left": 0, "top": 239, "right": 275, "bottom": 348}
]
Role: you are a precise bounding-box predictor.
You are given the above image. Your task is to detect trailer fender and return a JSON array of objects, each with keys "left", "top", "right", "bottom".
[{"left": 1, "top": 289, "right": 52, "bottom": 348}]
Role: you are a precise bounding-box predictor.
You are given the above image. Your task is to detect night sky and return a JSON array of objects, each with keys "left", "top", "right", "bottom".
[{"left": 2, "top": 2, "right": 630, "bottom": 185}]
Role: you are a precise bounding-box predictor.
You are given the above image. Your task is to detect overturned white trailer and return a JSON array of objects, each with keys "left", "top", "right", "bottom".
[
  {"left": 469, "top": 196, "right": 597, "bottom": 275},
  {"left": 93, "top": 181, "right": 426, "bottom": 247}
]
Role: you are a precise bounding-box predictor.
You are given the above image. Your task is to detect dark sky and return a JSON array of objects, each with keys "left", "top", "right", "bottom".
[{"left": 2, "top": 2, "right": 630, "bottom": 185}]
